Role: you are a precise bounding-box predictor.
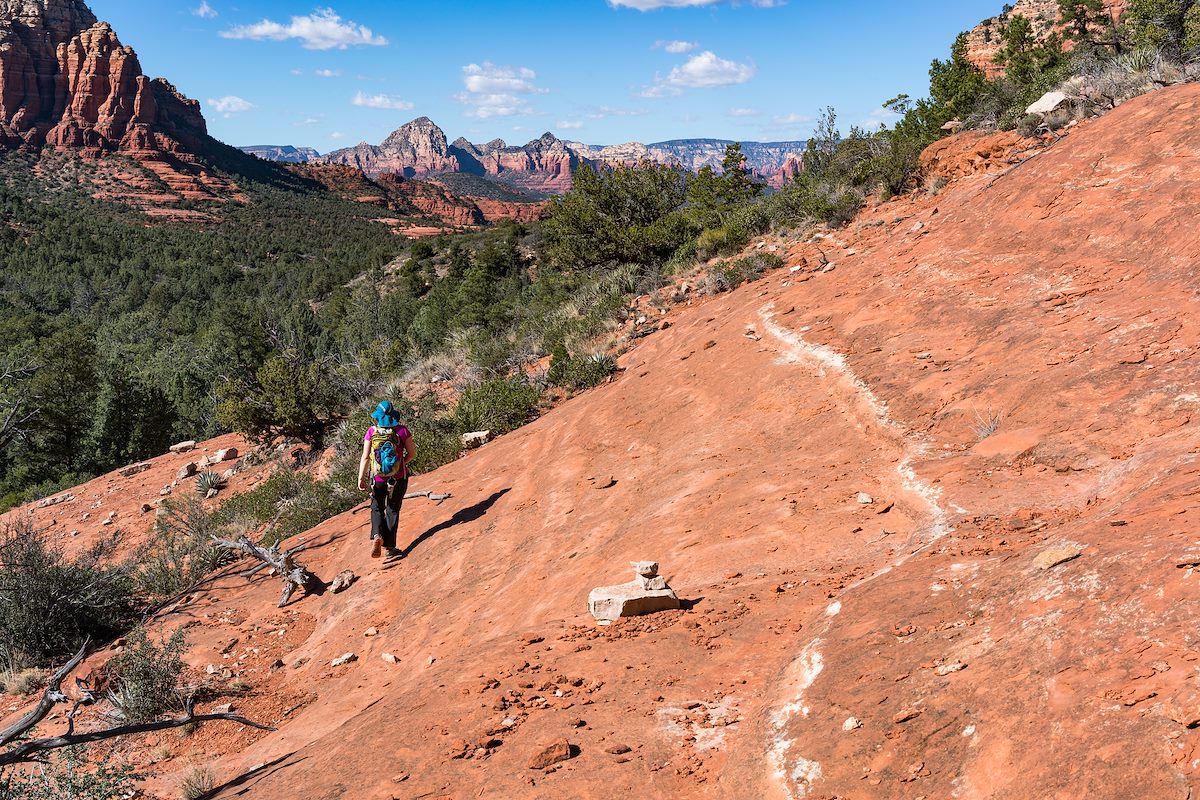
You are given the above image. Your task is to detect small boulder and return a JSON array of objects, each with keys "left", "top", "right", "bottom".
[
  {"left": 527, "top": 739, "right": 575, "bottom": 770},
  {"left": 169, "top": 441, "right": 197, "bottom": 454},
  {"left": 382, "top": 652, "right": 399, "bottom": 665},
  {"left": 1035, "top": 543, "right": 1083, "bottom": 570},
  {"left": 176, "top": 463, "right": 198, "bottom": 480},
  {"left": 588, "top": 561, "right": 681, "bottom": 624},
  {"left": 214, "top": 447, "right": 239, "bottom": 462},
  {"left": 842, "top": 717, "right": 862, "bottom": 731},
  {"left": 1026, "top": 90, "right": 1069, "bottom": 116},
  {"left": 35, "top": 493, "right": 74, "bottom": 509},
  {"left": 330, "top": 570, "right": 357, "bottom": 593},
  {"left": 857, "top": 492, "right": 874, "bottom": 505},
  {"left": 211, "top": 703, "right": 234, "bottom": 714},
  {"left": 117, "top": 462, "right": 152, "bottom": 478},
  {"left": 331, "top": 653, "right": 358, "bottom": 667},
  {"left": 461, "top": 431, "right": 494, "bottom": 449}
]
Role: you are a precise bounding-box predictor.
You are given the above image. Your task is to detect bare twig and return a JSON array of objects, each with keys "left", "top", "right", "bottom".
[{"left": 0, "top": 695, "right": 274, "bottom": 767}]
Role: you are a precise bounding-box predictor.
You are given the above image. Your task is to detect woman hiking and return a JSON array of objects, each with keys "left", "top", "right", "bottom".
[{"left": 358, "top": 401, "right": 416, "bottom": 560}]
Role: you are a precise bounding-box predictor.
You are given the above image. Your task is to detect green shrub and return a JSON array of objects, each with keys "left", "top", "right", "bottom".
[
  {"left": 709, "top": 252, "right": 783, "bottom": 292},
  {"left": 181, "top": 765, "right": 217, "bottom": 800},
  {"left": 109, "top": 625, "right": 186, "bottom": 723},
  {"left": 549, "top": 348, "right": 618, "bottom": 391},
  {"left": 136, "top": 497, "right": 227, "bottom": 599},
  {"left": 0, "top": 521, "right": 134, "bottom": 670},
  {"left": 0, "top": 747, "right": 138, "bottom": 800},
  {"left": 453, "top": 379, "right": 541, "bottom": 436}
]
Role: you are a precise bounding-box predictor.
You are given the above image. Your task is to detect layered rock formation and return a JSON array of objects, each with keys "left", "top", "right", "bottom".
[
  {"left": 0, "top": 0, "right": 206, "bottom": 156},
  {"left": 323, "top": 116, "right": 461, "bottom": 178},
  {"left": 317, "top": 116, "right": 808, "bottom": 193},
  {"left": 450, "top": 132, "right": 579, "bottom": 193},
  {"left": 966, "top": 0, "right": 1129, "bottom": 78}
]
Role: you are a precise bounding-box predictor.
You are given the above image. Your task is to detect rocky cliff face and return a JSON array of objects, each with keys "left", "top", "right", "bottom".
[
  {"left": 0, "top": 0, "right": 206, "bottom": 156},
  {"left": 323, "top": 116, "right": 460, "bottom": 177},
  {"left": 450, "top": 132, "right": 579, "bottom": 193},
  {"left": 965, "top": 0, "right": 1128, "bottom": 78}
]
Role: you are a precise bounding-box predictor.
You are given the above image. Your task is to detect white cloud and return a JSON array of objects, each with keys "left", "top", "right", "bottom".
[
  {"left": 667, "top": 51, "right": 755, "bottom": 88},
  {"left": 772, "top": 112, "right": 813, "bottom": 125},
  {"left": 730, "top": 107, "right": 759, "bottom": 117},
  {"left": 558, "top": 120, "right": 584, "bottom": 129},
  {"left": 221, "top": 8, "right": 387, "bottom": 50},
  {"left": 611, "top": 0, "right": 782, "bottom": 9},
  {"left": 329, "top": 131, "right": 345, "bottom": 140},
  {"left": 207, "top": 95, "right": 254, "bottom": 117},
  {"left": 637, "top": 83, "right": 682, "bottom": 98},
  {"left": 193, "top": 1, "right": 217, "bottom": 19},
  {"left": 588, "top": 105, "right": 650, "bottom": 118},
  {"left": 352, "top": 92, "right": 414, "bottom": 111},
  {"left": 457, "top": 62, "right": 546, "bottom": 118},
  {"left": 290, "top": 68, "right": 304, "bottom": 76},
  {"left": 315, "top": 68, "right": 342, "bottom": 78},
  {"left": 655, "top": 39, "right": 698, "bottom": 53}
]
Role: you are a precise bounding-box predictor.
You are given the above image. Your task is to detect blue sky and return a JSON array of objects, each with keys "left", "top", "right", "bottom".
[{"left": 88, "top": 1, "right": 1003, "bottom": 152}]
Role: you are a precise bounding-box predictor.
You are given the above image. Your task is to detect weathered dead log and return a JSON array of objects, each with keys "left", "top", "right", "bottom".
[
  {"left": 211, "top": 534, "right": 324, "bottom": 607},
  {"left": 0, "top": 640, "right": 88, "bottom": 749},
  {"left": 0, "top": 694, "right": 273, "bottom": 767},
  {"left": 0, "top": 640, "right": 273, "bottom": 766}
]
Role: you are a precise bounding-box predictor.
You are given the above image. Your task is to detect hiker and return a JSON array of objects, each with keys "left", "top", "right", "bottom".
[{"left": 358, "top": 401, "right": 415, "bottom": 559}]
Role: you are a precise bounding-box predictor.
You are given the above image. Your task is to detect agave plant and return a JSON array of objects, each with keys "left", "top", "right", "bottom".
[{"left": 195, "top": 471, "right": 225, "bottom": 496}]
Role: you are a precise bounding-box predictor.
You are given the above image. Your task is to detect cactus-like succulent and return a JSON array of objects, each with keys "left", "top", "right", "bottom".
[{"left": 195, "top": 471, "right": 224, "bottom": 496}]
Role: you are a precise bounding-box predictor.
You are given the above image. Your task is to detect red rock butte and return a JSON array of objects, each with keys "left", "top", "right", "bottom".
[
  {"left": 5, "top": 83, "right": 1200, "bottom": 799},
  {"left": 0, "top": 0, "right": 205, "bottom": 156}
]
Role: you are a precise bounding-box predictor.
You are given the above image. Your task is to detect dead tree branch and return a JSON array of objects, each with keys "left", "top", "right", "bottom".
[
  {"left": 0, "top": 695, "right": 274, "bottom": 767},
  {"left": 0, "top": 640, "right": 89, "bottom": 748},
  {"left": 351, "top": 490, "right": 453, "bottom": 514},
  {"left": 211, "top": 534, "right": 324, "bottom": 607},
  {"left": 404, "top": 490, "right": 452, "bottom": 503},
  {"left": 0, "top": 642, "right": 274, "bottom": 767}
]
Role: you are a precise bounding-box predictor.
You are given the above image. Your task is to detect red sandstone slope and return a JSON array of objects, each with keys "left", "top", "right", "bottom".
[{"left": 8, "top": 84, "right": 1200, "bottom": 800}]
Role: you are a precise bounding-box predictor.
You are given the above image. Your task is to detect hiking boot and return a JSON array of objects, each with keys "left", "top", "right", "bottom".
[
  {"left": 371, "top": 537, "right": 382, "bottom": 559},
  {"left": 384, "top": 547, "right": 403, "bottom": 560}
]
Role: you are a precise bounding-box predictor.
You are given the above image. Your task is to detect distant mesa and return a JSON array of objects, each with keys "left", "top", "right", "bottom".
[
  {"left": 257, "top": 116, "right": 809, "bottom": 193},
  {"left": 241, "top": 145, "right": 322, "bottom": 164}
]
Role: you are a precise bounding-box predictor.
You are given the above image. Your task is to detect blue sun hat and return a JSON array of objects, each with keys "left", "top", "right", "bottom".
[{"left": 371, "top": 400, "right": 402, "bottom": 428}]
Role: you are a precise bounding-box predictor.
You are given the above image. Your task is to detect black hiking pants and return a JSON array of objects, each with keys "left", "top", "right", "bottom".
[{"left": 370, "top": 476, "right": 408, "bottom": 550}]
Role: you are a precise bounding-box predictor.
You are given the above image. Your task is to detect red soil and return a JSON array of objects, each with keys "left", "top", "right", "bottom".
[{"left": 7, "top": 84, "right": 1200, "bottom": 800}]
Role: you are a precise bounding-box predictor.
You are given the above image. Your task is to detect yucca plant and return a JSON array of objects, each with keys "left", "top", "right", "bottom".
[{"left": 195, "top": 471, "right": 224, "bottom": 496}]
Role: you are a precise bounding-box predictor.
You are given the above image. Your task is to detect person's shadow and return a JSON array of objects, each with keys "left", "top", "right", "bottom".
[{"left": 399, "top": 488, "right": 511, "bottom": 558}]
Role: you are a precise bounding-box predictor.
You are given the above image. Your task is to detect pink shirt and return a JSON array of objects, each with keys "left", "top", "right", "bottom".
[{"left": 365, "top": 425, "right": 411, "bottom": 482}]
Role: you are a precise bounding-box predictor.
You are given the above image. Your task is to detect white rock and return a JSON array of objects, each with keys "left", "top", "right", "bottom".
[
  {"left": 169, "top": 441, "right": 197, "bottom": 454},
  {"left": 331, "top": 653, "right": 358, "bottom": 667},
  {"left": 589, "top": 562, "right": 681, "bottom": 624},
  {"left": 461, "top": 430, "right": 494, "bottom": 449},
  {"left": 1026, "top": 90, "right": 1068, "bottom": 115},
  {"left": 857, "top": 492, "right": 874, "bottom": 505},
  {"left": 382, "top": 652, "right": 399, "bottom": 664},
  {"left": 842, "top": 717, "right": 862, "bottom": 731}
]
